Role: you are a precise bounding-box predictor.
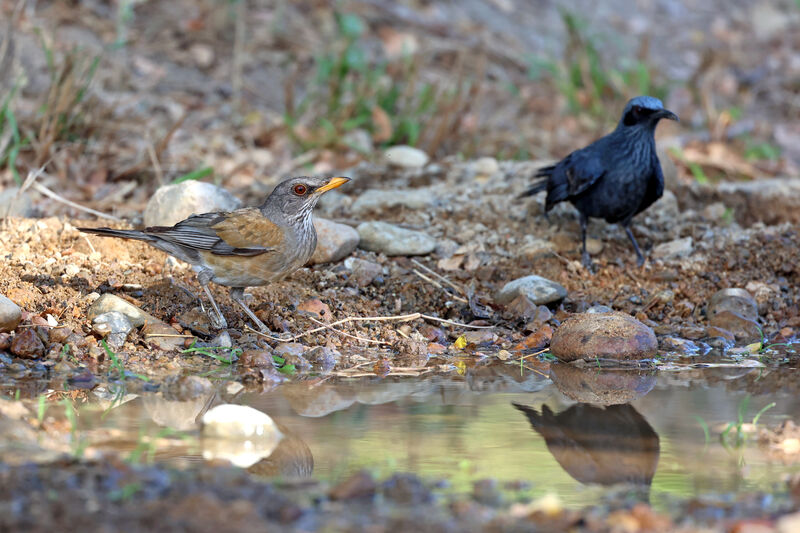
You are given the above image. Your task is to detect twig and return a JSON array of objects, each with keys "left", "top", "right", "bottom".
[
  {"left": 246, "top": 312, "right": 494, "bottom": 343},
  {"left": 33, "top": 180, "right": 121, "bottom": 221},
  {"left": 145, "top": 132, "right": 164, "bottom": 185},
  {"left": 410, "top": 258, "right": 465, "bottom": 295},
  {"left": 412, "top": 268, "right": 468, "bottom": 304},
  {"left": 144, "top": 333, "right": 195, "bottom": 338},
  {"left": 305, "top": 315, "right": 387, "bottom": 345}
]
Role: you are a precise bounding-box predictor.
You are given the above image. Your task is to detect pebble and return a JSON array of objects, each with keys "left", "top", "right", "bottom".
[
  {"left": 357, "top": 221, "right": 436, "bottom": 256},
  {"left": 238, "top": 350, "right": 274, "bottom": 368},
  {"left": 585, "top": 238, "right": 604, "bottom": 256},
  {"left": 382, "top": 473, "right": 433, "bottom": 505},
  {"left": 144, "top": 181, "right": 241, "bottom": 227},
  {"left": 91, "top": 311, "right": 133, "bottom": 349},
  {"left": 708, "top": 310, "right": 761, "bottom": 344},
  {"left": 708, "top": 288, "right": 758, "bottom": 321},
  {"left": 652, "top": 237, "right": 693, "bottom": 260},
  {"left": 296, "top": 298, "right": 331, "bottom": 321},
  {"left": 659, "top": 336, "right": 703, "bottom": 355},
  {"left": 383, "top": 145, "right": 429, "bottom": 168},
  {"left": 273, "top": 343, "right": 307, "bottom": 359},
  {"left": 472, "top": 479, "right": 504, "bottom": 507},
  {"left": 0, "top": 295, "right": 22, "bottom": 333},
  {"left": 310, "top": 218, "right": 359, "bottom": 264},
  {"left": 330, "top": 470, "right": 377, "bottom": 500},
  {"left": 344, "top": 257, "right": 383, "bottom": 287},
  {"left": 303, "top": 346, "right": 339, "bottom": 373},
  {"left": 141, "top": 321, "right": 186, "bottom": 351},
  {"left": 472, "top": 157, "right": 499, "bottom": 178},
  {"left": 494, "top": 275, "right": 567, "bottom": 306},
  {"left": 87, "top": 294, "right": 156, "bottom": 328},
  {"left": 10, "top": 329, "right": 45, "bottom": 359},
  {"left": 550, "top": 312, "right": 658, "bottom": 362},
  {"left": 351, "top": 188, "right": 439, "bottom": 213}
]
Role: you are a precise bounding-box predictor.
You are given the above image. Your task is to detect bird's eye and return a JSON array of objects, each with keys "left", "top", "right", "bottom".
[
  {"left": 633, "top": 105, "right": 643, "bottom": 114},
  {"left": 292, "top": 184, "right": 308, "bottom": 196}
]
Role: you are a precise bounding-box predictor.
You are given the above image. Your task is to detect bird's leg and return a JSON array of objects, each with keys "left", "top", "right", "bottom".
[
  {"left": 230, "top": 287, "right": 270, "bottom": 333},
  {"left": 624, "top": 225, "right": 645, "bottom": 267},
  {"left": 197, "top": 269, "right": 227, "bottom": 329},
  {"left": 580, "top": 213, "right": 593, "bottom": 269}
]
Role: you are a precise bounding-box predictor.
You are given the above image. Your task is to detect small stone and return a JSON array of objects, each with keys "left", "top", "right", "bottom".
[
  {"left": 472, "top": 479, "right": 504, "bottom": 507},
  {"left": 141, "top": 321, "right": 186, "bottom": 351},
  {"left": 709, "top": 310, "right": 762, "bottom": 344},
  {"left": 0, "top": 295, "right": 22, "bottom": 333},
  {"left": 382, "top": 473, "right": 432, "bottom": 505},
  {"left": 351, "top": 188, "right": 439, "bottom": 213},
  {"left": 273, "top": 343, "right": 307, "bottom": 359},
  {"left": 310, "top": 218, "right": 359, "bottom": 264},
  {"left": 92, "top": 311, "right": 133, "bottom": 349},
  {"left": 63, "top": 264, "right": 81, "bottom": 277},
  {"left": 208, "top": 331, "right": 232, "bottom": 349},
  {"left": 384, "top": 145, "right": 429, "bottom": 168},
  {"left": 344, "top": 257, "right": 383, "bottom": 287},
  {"left": 461, "top": 329, "right": 497, "bottom": 345},
  {"left": 708, "top": 288, "right": 758, "bottom": 321},
  {"left": 550, "top": 312, "right": 658, "bottom": 362},
  {"left": 518, "top": 238, "right": 555, "bottom": 259},
  {"left": 659, "top": 336, "right": 702, "bottom": 355},
  {"left": 303, "top": 346, "right": 339, "bottom": 372},
  {"left": 357, "top": 221, "right": 436, "bottom": 256},
  {"left": 144, "top": 181, "right": 241, "bottom": 227},
  {"left": 10, "top": 329, "right": 45, "bottom": 359},
  {"left": 706, "top": 325, "right": 735, "bottom": 342},
  {"left": 189, "top": 42, "right": 214, "bottom": 68},
  {"left": 652, "top": 237, "right": 693, "bottom": 259},
  {"left": 297, "top": 298, "right": 331, "bottom": 321},
  {"left": 473, "top": 157, "right": 499, "bottom": 177},
  {"left": 239, "top": 350, "right": 274, "bottom": 368},
  {"left": 330, "top": 470, "right": 377, "bottom": 500},
  {"left": 585, "top": 238, "right": 604, "bottom": 256},
  {"left": 88, "top": 294, "right": 157, "bottom": 328},
  {"left": 495, "top": 275, "right": 567, "bottom": 306},
  {"left": 587, "top": 305, "right": 613, "bottom": 314}
]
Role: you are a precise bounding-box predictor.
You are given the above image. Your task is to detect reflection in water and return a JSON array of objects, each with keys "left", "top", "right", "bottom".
[
  {"left": 248, "top": 423, "right": 314, "bottom": 478},
  {"left": 513, "top": 402, "right": 660, "bottom": 490},
  {"left": 549, "top": 364, "right": 657, "bottom": 406}
]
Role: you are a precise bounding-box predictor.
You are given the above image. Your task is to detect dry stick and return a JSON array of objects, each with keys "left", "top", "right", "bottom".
[
  {"left": 412, "top": 269, "right": 468, "bottom": 304},
  {"left": 246, "top": 312, "right": 494, "bottom": 344},
  {"left": 409, "top": 258, "right": 465, "bottom": 295},
  {"left": 145, "top": 132, "right": 164, "bottom": 185},
  {"left": 34, "top": 179, "right": 121, "bottom": 221},
  {"left": 305, "top": 315, "right": 386, "bottom": 345}
]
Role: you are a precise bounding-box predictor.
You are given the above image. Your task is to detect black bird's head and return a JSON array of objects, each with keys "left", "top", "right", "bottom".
[{"left": 619, "top": 96, "right": 679, "bottom": 130}]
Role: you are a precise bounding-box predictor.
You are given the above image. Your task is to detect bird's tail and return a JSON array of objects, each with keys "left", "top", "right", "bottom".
[
  {"left": 519, "top": 165, "right": 555, "bottom": 198},
  {"left": 78, "top": 227, "right": 154, "bottom": 242}
]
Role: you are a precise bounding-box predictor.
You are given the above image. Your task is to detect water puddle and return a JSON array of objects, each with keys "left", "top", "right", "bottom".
[{"left": 3, "top": 362, "right": 800, "bottom": 511}]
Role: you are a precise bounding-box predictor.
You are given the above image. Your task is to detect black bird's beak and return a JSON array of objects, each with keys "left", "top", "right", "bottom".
[{"left": 657, "top": 109, "right": 679, "bottom": 122}]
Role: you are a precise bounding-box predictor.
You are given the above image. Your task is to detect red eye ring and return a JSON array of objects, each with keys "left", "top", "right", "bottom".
[{"left": 293, "top": 184, "right": 308, "bottom": 195}]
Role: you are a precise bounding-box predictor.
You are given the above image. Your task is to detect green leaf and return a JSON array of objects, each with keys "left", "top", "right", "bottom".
[
  {"left": 336, "top": 12, "right": 365, "bottom": 39},
  {"left": 172, "top": 166, "right": 213, "bottom": 184}
]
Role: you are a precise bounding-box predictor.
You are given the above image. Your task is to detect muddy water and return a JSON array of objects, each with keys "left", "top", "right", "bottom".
[{"left": 6, "top": 363, "right": 800, "bottom": 511}]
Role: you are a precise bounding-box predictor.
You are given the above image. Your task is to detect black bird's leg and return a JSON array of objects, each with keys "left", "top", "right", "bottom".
[
  {"left": 624, "top": 224, "right": 645, "bottom": 266},
  {"left": 579, "top": 213, "right": 592, "bottom": 268}
]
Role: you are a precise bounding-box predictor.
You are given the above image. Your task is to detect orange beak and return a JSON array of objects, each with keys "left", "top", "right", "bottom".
[{"left": 315, "top": 176, "right": 350, "bottom": 194}]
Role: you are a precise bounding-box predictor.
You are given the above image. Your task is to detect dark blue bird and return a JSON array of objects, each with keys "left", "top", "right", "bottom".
[{"left": 522, "top": 96, "right": 678, "bottom": 267}]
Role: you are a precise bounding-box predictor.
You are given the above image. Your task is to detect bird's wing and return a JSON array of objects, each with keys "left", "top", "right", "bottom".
[
  {"left": 561, "top": 150, "right": 606, "bottom": 197},
  {"left": 634, "top": 152, "right": 665, "bottom": 216},
  {"left": 145, "top": 208, "right": 279, "bottom": 257}
]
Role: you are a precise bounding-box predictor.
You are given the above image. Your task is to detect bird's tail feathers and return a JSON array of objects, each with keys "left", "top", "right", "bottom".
[
  {"left": 519, "top": 165, "right": 556, "bottom": 198},
  {"left": 78, "top": 227, "right": 153, "bottom": 242}
]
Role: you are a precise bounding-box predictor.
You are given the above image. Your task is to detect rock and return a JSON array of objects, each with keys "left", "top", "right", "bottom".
[
  {"left": 708, "top": 310, "right": 761, "bottom": 344},
  {"left": 310, "top": 218, "right": 359, "bottom": 264},
  {"left": 274, "top": 343, "right": 306, "bottom": 360},
  {"left": 144, "top": 181, "right": 241, "bottom": 227},
  {"left": 202, "top": 404, "right": 282, "bottom": 440},
  {"left": 709, "top": 177, "right": 800, "bottom": 225},
  {"left": 461, "top": 329, "right": 497, "bottom": 345},
  {"left": 344, "top": 257, "right": 383, "bottom": 287},
  {"left": 303, "top": 346, "right": 339, "bottom": 372},
  {"left": 473, "top": 157, "right": 499, "bottom": 178},
  {"left": 357, "top": 221, "right": 436, "bottom": 256},
  {"left": 239, "top": 350, "right": 274, "bottom": 368},
  {"left": 351, "top": 188, "right": 439, "bottom": 213},
  {"left": 659, "top": 336, "right": 702, "bottom": 355},
  {"left": 549, "top": 364, "right": 657, "bottom": 405},
  {"left": 91, "top": 311, "right": 133, "bottom": 349},
  {"left": 706, "top": 325, "right": 736, "bottom": 342},
  {"left": 585, "top": 238, "right": 604, "bottom": 256},
  {"left": 518, "top": 238, "right": 555, "bottom": 259},
  {"left": 652, "top": 237, "right": 693, "bottom": 260},
  {"left": 550, "top": 312, "right": 658, "bottom": 362},
  {"left": 587, "top": 305, "right": 613, "bottom": 314},
  {"left": 0, "top": 187, "right": 34, "bottom": 218},
  {"left": 10, "top": 329, "right": 45, "bottom": 359},
  {"left": 708, "top": 288, "right": 758, "bottom": 321},
  {"left": 329, "top": 470, "right": 377, "bottom": 500},
  {"left": 0, "top": 295, "right": 22, "bottom": 333},
  {"left": 296, "top": 298, "right": 331, "bottom": 321},
  {"left": 495, "top": 275, "right": 567, "bottom": 306},
  {"left": 141, "top": 321, "right": 186, "bottom": 351},
  {"left": 382, "top": 473, "right": 432, "bottom": 505},
  {"left": 88, "top": 294, "right": 157, "bottom": 328},
  {"left": 383, "top": 145, "right": 429, "bottom": 168},
  {"left": 472, "top": 479, "right": 503, "bottom": 507}
]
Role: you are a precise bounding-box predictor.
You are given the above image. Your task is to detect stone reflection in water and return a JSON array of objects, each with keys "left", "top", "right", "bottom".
[
  {"left": 513, "top": 402, "right": 660, "bottom": 489},
  {"left": 549, "top": 363, "right": 657, "bottom": 405}
]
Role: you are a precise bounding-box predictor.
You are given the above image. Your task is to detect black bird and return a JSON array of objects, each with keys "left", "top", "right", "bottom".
[{"left": 522, "top": 96, "right": 678, "bottom": 267}]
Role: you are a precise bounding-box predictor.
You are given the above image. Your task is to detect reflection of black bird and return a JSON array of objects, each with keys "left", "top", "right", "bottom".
[
  {"left": 513, "top": 402, "right": 659, "bottom": 488},
  {"left": 522, "top": 96, "right": 678, "bottom": 267}
]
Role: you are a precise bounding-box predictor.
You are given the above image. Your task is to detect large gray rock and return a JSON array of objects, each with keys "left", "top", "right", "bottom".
[
  {"left": 0, "top": 295, "right": 22, "bottom": 333},
  {"left": 711, "top": 177, "right": 800, "bottom": 225},
  {"left": 351, "top": 188, "right": 439, "bottom": 213},
  {"left": 144, "top": 181, "right": 241, "bottom": 227},
  {"left": 550, "top": 312, "right": 658, "bottom": 362},
  {"left": 384, "top": 145, "right": 429, "bottom": 168},
  {"left": 87, "top": 294, "right": 157, "bottom": 328},
  {"left": 309, "top": 218, "right": 359, "bottom": 264},
  {"left": 495, "top": 275, "right": 567, "bottom": 306},
  {"left": 0, "top": 188, "right": 33, "bottom": 218},
  {"left": 652, "top": 237, "right": 693, "bottom": 260},
  {"left": 357, "top": 221, "right": 436, "bottom": 256},
  {"left": 91, "top": 311, "right": 133, "bottom": 349}
]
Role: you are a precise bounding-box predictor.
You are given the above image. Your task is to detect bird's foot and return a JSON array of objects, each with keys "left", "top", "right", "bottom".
[
  {"left": 208, "top": 310, "right": 228, "bottom": 330},
  {"left": 635, "top": 254, "right": 646, "bottom": 268},
  {"left": 581, "top": 251, "right": 595, "bottom": 270}
]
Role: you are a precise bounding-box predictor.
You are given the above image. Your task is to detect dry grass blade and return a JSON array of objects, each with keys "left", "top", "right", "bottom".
[
  {"left": 410, "top": 258, "right": 465, "bottom": 295},
  {"left": 412, "top": 268, "right": 468, "bottom": 304}
]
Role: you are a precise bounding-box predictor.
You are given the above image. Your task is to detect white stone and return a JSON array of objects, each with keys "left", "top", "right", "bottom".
[
  {"left": 144, "top": 181, "right": 242, "bottom": 227},
  {"left": 495, "top": 275, "right": 567, "bottom": 305},
  {"left": 384, "top": 145, "right": 429, "bottom": 168},
  {"left": 310, "top": 217, "right": 359, "bottom": 264},
  {"left": 357, "top": 221, "right": 436, "bottom": 256}
]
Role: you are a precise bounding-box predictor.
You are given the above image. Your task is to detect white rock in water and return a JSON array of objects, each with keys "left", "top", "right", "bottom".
[
  {"left": 201, "top": 404, "right": 284, "bottom": 468},
  {"left": 384, "top": 145, "right": 429, "bottom": 168},
  {"left": 144, "top": 181, "right": 241, "bottom": 227}
]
